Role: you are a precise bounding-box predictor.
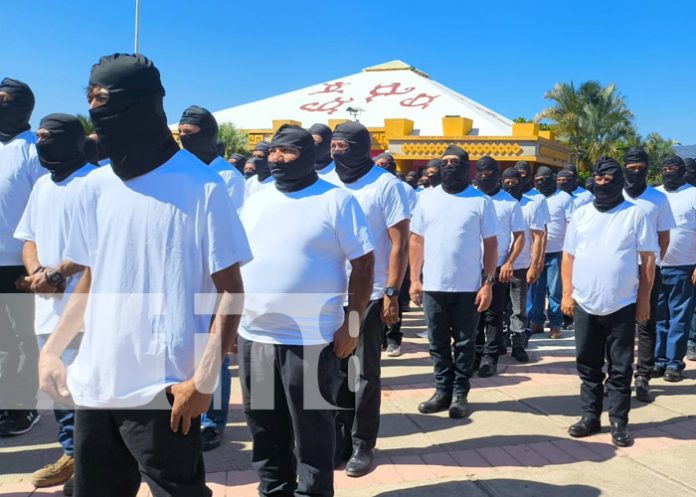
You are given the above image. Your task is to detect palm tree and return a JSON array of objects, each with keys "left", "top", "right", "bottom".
[{"left": 77, "top": 114, "right": 94, "bottom": 135}]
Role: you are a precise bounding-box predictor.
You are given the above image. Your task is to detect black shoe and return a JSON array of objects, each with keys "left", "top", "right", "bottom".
[
  {"left": 687, "top": 345, "right": 696, "bottom": 362},
  {"left": 63, "top": 476, "right": 74, "bottom": 496},
  {"left": 201, "top": 428, "right": 223, "bottom": 451},
  {"left": 511, "top": 347, "right": 529, "bottom": 363},
  {"left": 610, "top": 420, "right": 632, "bottom": 447},
  {"left": 418, "top": 392, "right": 452, "bottom": 414},
  {"left": 478, "top": 357, "right": 497, "bottom": 378},
  {"left": 663, "top": 367, "right": 683, "bottom": 383},
  {"left": 472, "top": 355, "right": 481, "bottom": 371},
  {"left": 634, "top": 376, "right": 652, "bottom": 403},
  {"left": 568, "top": 416, "right": 601, "bottom": 438},
  {"left": 345, "top": 446, "right": 373, "bottom": 477},
  {"left": 650, "top": 365, "right": 666, "bottom": 379},
  {"left": 0, "top": 410, "right": 40, "bottom": 437},
  {"left": 448, "top": 396, "right": 470, "bottom": 419}
]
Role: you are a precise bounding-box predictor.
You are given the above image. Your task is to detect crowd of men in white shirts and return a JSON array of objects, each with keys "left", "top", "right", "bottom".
[{"left": 0, "top": 54, "right": 695, "bottom": 497}]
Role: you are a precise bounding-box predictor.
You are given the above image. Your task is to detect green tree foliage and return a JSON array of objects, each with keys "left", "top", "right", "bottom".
[
  {"left": 77, "top": 114, "right": 94, "bottom": 135},
  {"left": 217, "top": 123, "right": 248, "bottom": 157}
]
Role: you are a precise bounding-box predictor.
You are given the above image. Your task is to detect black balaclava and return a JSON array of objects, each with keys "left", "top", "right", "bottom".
[
  {"left": 441, "top": 145, "right": 470, "bottom": 194},
  {"left": 179, "top": 105, "right": 218, "bottom": 165},
  {"left": 535, "top": 166, "right": 557, "bottom": 197},
  {"left": 556, "top": 170, "right": 576, "bottom": 194},
  {"left": 332, "top": 121, "right": 374, "bottom": 183},
  {"left": 229, "top": 153, "right": 246, "bottom": 173},
  {"left": 425, "top": 158, "right": 442, "bottom": 187},
  {"left": 244, "top": 159, "right": 257, "bottom": 179},
  {"left": 0, "top": 78, "right": 35, "bottom": 143},
  {"left": 88, "top": 54, "right": 179, "bottom": 180},
  {"left": 592, "top": 157, "right": 625, "bottom": 212},
  {"left": 36, "top": 114, "right": 87, "bottom": 183},
  {"left": 476, "top": 155, "right": 501, "bottom": 196},
  {"left": 308, "top": 123, "right": 332, "bottom": 170},
  {"left": 502, "top": 167, "right": 523, "bottom": 200},
  {"left": 269, "top": 124, "right": 318, "bottom": 193},
  {"left": 83, "top": 137, "right": 99, "bottom": 166},
  {"left": 514, "top": 160, "right": 533, "bottom": 193},
  {"left": 251, "top": 156, "right": 271, "bottom": 181},
  {"left": 405, "top": 171, "right": 418, "bottom": 189},
  {"left": 375, "top": 152, "right": 397, "bottom": 175},
  {"left": 585, "top": 177, "right": 595, "bottom": 193},
  {"left": 254, "top": 140, "right": 270, "bottom": 157},
  {"left": 623, "top": 147, "right": 649, "bottom": 198},
  {"left": 661, "top": 155, "right": 686, "bottom": 192},
  {"left": 684, "top": 158, "right": 696, "bottom": 187}
]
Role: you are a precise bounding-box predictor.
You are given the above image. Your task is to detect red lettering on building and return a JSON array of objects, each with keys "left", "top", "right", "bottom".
[
  {"left": 299, "top": 97, "right": 355, "bottom": 115},
  {"left": 309, "top": 82, "right": 349, "bottom": 95},
  {"left": 399, "top": 93, "right": 440, "bottom": 109},
  {"left": 365, "top": 82, "right": 415, "bottom": 103}
]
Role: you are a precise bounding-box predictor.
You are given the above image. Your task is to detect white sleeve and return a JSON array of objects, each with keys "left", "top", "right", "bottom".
[
  {"left": 27, "top": 146, "right": 47, "bottom": 185},
  {"left": 63, "top": 186, "right": 94, "bottom": 267},
  {"left": 564, "top": 195, "right": 576, "bottom": 222},
  {"left": 14, "top": 185, "right": 38, "bottom": 242},
  {"left": 382, "top": 180, "right": 410, "bottom": 228},
  {"left": 529, "top": 201, "right": 546, "bottom": 231},
  {"left": 510, "top": 201, "right": 527, "bottom": 233},
  {"left": 336, "top": 194, "right": 374, "bottom": 261},
  {"left": 481, "top": 197, "right": 499, "bottom": 239},
  {"left": 410, "top": 202, "right": 425, "bottom": 236},
  {"left": 656, "top": 196, "right": 676, "bottom": 232},
  {"left": 636, "top": 210, "right": 659, "bottom": 254},
  {"left": 563, "top": 215, "right": 577, "bottom": 256}
]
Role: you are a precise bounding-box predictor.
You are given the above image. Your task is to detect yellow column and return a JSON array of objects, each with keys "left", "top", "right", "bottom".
[{"left": 442, "top": 116, "right": 473, "bottom": 136}]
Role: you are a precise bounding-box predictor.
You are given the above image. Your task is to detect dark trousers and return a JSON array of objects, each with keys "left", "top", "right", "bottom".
[
  {"left": 476, "top": 268, "right": 507, "bottom": 359},
  {"left": 574, "top": 303, "right": 635, "bottom": 423},
  {"left": 382, "top": 268, "right": 411, "bottom": 347},
  {"left": 655, "top": 265, "right": 696, "bottom": 371},
  {"left": 0, "top": 265, "right": 37, "bottom": 410},
  {"left": 74, "top": 394, "right": 210, "bottom": 497},
  {"left": 239, "top": 336, "right": 339, "bottom": 497},
  {"left": 635, "top": 265, "right": 661, "bottom": 379},
  {"left": 508, "top": 269, "right": 529, "bottom": 348},
  {"left": 423, "top": 291, "right": 479, "bottom": 397},
  {"left": 336, "top": 299, "right": 383, "bottom": 452}
]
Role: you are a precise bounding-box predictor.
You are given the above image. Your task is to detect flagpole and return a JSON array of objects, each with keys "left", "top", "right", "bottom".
[{"left": 134, "top": 0, "right": 141, "bottom": 53}]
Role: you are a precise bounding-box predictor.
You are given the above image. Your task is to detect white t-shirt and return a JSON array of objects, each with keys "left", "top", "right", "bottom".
[
  {"left": 656, "top": 184, "right": 696, "bottom": 267},
  {"left": 544, "top": 190, "right": 575, "bottom": 253},
  {"left": 397, "top": 180, "right": 418, "bottom": 214},
  {"left": 14, "top": 164, "right": 96, "bottom": 334},
  {"left": 63, "top": 150, "right": 252, "bottom": 408},
  {"left": 564, "top": 201, "right": 658, "bottom": 316},
  {"left": 209, "top": 156, "right": 245, "bottom": 211},
  {"left": 514, "top": 194, "right": 549, "bottom": 270},
  {"left": 245, "top": 175, "right": 274, "bottom": 198},
  {"left": 0, "top": 131, "right": 46, "bottom": 266},
  {"left": 623, "top": 186, "right": 676, "bottom": 265},
  {"left": 239, "top": 179, "right": 373, "bottom": 345},
  {"left": 488, "top": 189, "right": 527, "bottom": 267},
  {"left": 324, "top": 166, "right": 410, "bottom": 300},
  {"left": 411, "top": 185, "right": 499, "bottom": 292},
  {"left": 571, "top": 186, "right": 594, "bottom": 208},
  {"left": 317, "top": 161, "right": 335, "bottom": 176}
]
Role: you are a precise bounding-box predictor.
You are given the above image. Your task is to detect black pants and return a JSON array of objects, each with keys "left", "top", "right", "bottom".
[
  {"left": 508, "top": 269, "right": 529, "bottom": 348},
  {"left": 382, "top": 267, "right": 411, "bottom": 347},
  {"left": 0, "top": 265, "right": 37, "bottom": 410},
  {"left": 574, "top": 303, "right": 635, "bottom": 424},
  {"left": 635, "top": 265, "right": 661, "bottom": 379},
  {"left": 74, "top": 393, "right": 209, "bottom": 497},
  {"left": 476, "top": 268, "right": 508, "bottom": 360},
  {"left": 336, "top": 299, "right": 383, "bottom": 452},
  {"left": 423, "top": 291, "right": 479, "bottom": 397},
  {"left": 239, "top": 336, "right": 339, "bottom": 497}
]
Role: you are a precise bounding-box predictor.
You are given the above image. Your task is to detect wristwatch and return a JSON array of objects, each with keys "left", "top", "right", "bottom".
[
  {"left": 384, "top": 286, "right": 400, "bottom": 298},
  {"left": 46, "top": 269, "right": 66, "bottom": 287},
  {"left": 483, "top": 275, "right": 496, "bottom": 286}
]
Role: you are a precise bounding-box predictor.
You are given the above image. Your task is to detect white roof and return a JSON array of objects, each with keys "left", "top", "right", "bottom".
[{"left": 209, "top": 60, "right": 513, "bottom": 136}]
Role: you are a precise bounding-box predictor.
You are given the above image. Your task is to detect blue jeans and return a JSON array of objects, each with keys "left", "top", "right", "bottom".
[
  {"left": 527, "top": 252, "right": 563, "bottom": 330},
  {"left": 201, "top": 354, "right": 231, "bottom": 433},
  {"left": 688, "top": 287, "right": 696, "bottom": 349},
  {"left": 36, "top": 333, "right": 82, "bottom": 456},
  {"left": 655, "top": 265, "right": 696, "bottom": 371}
]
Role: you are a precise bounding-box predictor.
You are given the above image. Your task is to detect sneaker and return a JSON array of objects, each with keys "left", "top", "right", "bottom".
[
  {"left": 386, "top": 344, "right": 402, "bottom": 357},
  {"left": 686, "top": 345, "right": 696, "bottom": 362},
  {"left": 663, "top": 367, "right": 683, "bottom": 383},
  {"left": 30, "top": 454, "right": 74, "bottom": 488},
  {"left": 416, "top": 330, "right": 428, "bottom": 339},
  {"left": 0, "top": 410, "right": 40, "bottom": 437},
  {"left": 63, "top": 476, "right": 74, "bottom": 496},
  {"left": 549, "top": 328, "right": 562, "bottom": 339},
  {"left": 201, "top": 428, "right": 223, "bottom": 451}
]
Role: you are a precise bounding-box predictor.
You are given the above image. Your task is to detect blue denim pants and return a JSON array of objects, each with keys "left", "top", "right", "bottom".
[
  {"left": 527, "top": 252, "right": 563, "bottom": 330},
  {"left": 655, "top": 265, "right": 696, "bottom": 371}
]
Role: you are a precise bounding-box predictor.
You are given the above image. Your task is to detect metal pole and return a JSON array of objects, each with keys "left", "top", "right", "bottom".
[{"left": 134, "top": 0, "right": 141, "bottom": 53}]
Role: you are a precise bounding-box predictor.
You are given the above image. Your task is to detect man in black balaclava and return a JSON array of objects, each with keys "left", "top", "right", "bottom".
[
  {"left": 562, "top": 156, "right": 657, "bottom": 447},
  {"left": 474, "top": 157, "right": 526, "bottom": 376},
  {"left": 227, "top": 152, "right": 246, "bottom": 174},
  {"left": 374, "top": 152, "right": 397, "bottom": 175},
  {"left": 238, "top": 123, "right": 374, "bottom": 497},
  {"left": 529, "top": 165, "right": 575, "bottom": 339},
  {"left": 424, "top": 158, "right": 442, "bottom": 188},
  {"left": 514, "top": 160, "right": 534, "bottom": 194},
  {"left": 0, "top": 77, "right": 43, "bottom": 438},
  {"left": 252, "top": 140, "right": 270, "bottom": 159},
  {"left": 179, "top": 105, "right": 245, "bottom": 212},
  {"left": 39, "top": 54, "right": 249, "bottom": 497},
  {"left": 245, "top": 153, "right": 273, "bottom": 197},
  {"left": 622, "top": 147, "right": 675, "bottom": 401},
  {"left": 502, "top": 167, "right": 523, "bottom": 200},
  {"left": 326, "top": 121, "right": 410, "bottom": 477},
  {"left": 560, "top": 163, "right": 593, "bottom": 207},
  {"left": 556, "top": 170, "right": 575, "bottom": 194},
  {"left": 308, "top": 123, "right": 333, "bottom": 173},
  {"left": 411, "top": 144, "right": 499, "bottom": 420},
  {"left": 685, "top": 158, "right": 696, "bottom": 187},
  {"left": 653, "top": 154, "right": 696, "bottom": 383},
  {"left": 405, "top": 170, "right": 418, "bottom": 189},
  {"left": 15, "top": 113, "right": 96, "bottom": 491}
]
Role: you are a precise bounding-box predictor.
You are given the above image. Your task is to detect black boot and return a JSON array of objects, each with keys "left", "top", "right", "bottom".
[
  {"left": 610, "top": 420, "right": 632, "bottom": 447},
  {"left": 448, "top": 396, "right": 470, "bottom": 419},
  {"left": 634, "top": 376, "right": 652, "bottom": 403},
  {"left": 478, "top": 356, "right": 498, "bottom": 377},
  {"left": 418, "top": 392, "right": 452, "bottom": 414},
  {"left": 568, "top": 415, "right": 601, "bottom": 438},
  {"left": 345, "top": 446, "right": 374, "bottom": 477}
]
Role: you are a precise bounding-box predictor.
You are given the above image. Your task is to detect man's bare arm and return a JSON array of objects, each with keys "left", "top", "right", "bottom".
[
  {"left": 561, "top": 252, "right": 574, "bottom": 316},
  {"left": 334, "top": 252, "right": 374, "bottom": 358},
  {"left": 383, "top": 220, "right": 409, "bottom": 324},
  {"left": 657, "top": 231, "right": 670, "bottom": 262},
  {"left": 637, "top": 252, "right": 656, "bottom": 321}
]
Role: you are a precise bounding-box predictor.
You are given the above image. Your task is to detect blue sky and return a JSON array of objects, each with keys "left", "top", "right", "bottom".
[{"left": 6, "top": 0, "right": 696, "bottom": 144}]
